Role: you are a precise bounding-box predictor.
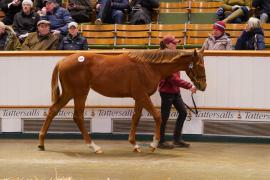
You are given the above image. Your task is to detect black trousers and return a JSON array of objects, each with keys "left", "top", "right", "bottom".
[{"left": 159, "top": 92, "right": 187, "bottom": 143}]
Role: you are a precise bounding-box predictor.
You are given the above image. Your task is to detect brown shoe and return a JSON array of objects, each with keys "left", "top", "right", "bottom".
[
  {"left": 158, "top": 142, "right": 174, "bottom": 149},
  {"left": 173, "top": 140, "right": 190, "bottom": 148}
]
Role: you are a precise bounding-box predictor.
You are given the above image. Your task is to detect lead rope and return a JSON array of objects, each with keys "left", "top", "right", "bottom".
[{"left": 184, "top": 93, "right": 198, "bottom": 120}]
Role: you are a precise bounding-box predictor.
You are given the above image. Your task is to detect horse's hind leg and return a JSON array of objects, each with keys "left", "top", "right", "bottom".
[
  {"left": 129, "top": 101, "right": 143, "bottom": 152},
  {"left": 73, "top": 95, "right": 103, "bottom": 154},
  {"left": 136, "top": 95, "right": 161, "bottom": 152},
  {"left": 38, "top": 93, "right": 71, "bottom": 150}
]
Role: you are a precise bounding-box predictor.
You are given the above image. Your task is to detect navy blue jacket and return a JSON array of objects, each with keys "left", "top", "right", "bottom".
[
  {"left": 235, "top": 28, "right": 265, "bottom": 50},
  {"left": 59, "top": 33, "right": 88, "bottom": 50},
  {"left": 41, "top": 5, "right": 73, "bottom": 35}
]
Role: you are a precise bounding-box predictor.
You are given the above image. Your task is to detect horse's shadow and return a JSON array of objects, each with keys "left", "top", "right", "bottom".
[{"left": 44, "top": 148, "right": 182, "bottom": 160}]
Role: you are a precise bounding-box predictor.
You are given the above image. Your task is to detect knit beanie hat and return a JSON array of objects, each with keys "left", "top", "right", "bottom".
[
  {"left": 22, "top": 0, "right": 33, "bottom": 7},
  {"left": 213, "top": 21, "right": 226, "bottom": 33}
]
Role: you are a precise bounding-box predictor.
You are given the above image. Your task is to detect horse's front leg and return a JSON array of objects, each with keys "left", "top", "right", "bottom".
[
  {"left": 136, "top": 95, "right": 161, "bottom": 152},
  {"left": 129, "top": 101, "right": 143, "bottom": 152}
]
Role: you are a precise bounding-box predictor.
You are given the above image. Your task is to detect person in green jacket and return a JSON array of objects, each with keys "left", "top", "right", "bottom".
[
  {"left": 21, "top": 20, "right": 59, "bottom": 50},
  {"left": 0, "top": 21, "right": 21, "bottom": 51}
]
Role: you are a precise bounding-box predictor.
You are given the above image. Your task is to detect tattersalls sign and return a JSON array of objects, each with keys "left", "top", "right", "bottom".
[
  {"left": 0, "top": 108, "right": 270, "bottom": 134},
  {"left": 1, "top": 108, "right": 270, "bottom": 120}
]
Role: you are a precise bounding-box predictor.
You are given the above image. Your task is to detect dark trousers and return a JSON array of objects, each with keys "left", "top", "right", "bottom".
[
  {"left": 97, "top": 0, "right": 125, "bottom": 24},
  {"left": 160, "top": 92, "right": 187, "bottom": 143}
]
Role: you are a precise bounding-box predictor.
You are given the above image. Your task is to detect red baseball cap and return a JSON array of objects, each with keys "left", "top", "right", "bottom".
[{"left": 162, "top": 35, "right": 180, "bottom": 45}]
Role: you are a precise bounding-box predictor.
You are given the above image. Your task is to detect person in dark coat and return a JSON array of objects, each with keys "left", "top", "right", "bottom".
[
  {"left": 95, "top": 0, "right": 129, "bottom": 24},
  {"left": 13, "top": 0, "right": 40, "bottom": 43},
  {"left": 157, "top": 35, "right": 197, "bottom": 149},
  {"left": 38, "top": 0, "right": 73, "bottom": 36},
  {"left": 67, "top": 0, "right": 92, "bottom": 23},
  {"left": 0, "top": 0, "right": 22, "bottom": 25},
  {"left": 252, "top": 0, "right": 270, "bottom": 23},
  {"left": 235, "top": 17, "right": 265, "bottom": 50},
  {"left": 129, "top": 0, "right": 159, "bottom": 24},
  {"left": 34, "top": 0, "right": 62, "bottom": 11},
  {"left": 58, "top": 22, "right": 88, "bottom": 50}
]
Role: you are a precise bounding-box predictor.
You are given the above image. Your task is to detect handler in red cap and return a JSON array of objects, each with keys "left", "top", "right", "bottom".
[{"left": 203, "top": 21, "right": 232, "bottom": 50}]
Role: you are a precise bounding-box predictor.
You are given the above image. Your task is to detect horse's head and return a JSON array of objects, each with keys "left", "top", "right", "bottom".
[{"left": 186, "top": 48, "right": 207, "bottom": 91}]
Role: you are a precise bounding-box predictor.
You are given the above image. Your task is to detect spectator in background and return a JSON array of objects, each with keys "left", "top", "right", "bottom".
[
  {"left": 0, "top": 21, "right": 21, "bottom": 50},
  {"left": 13, "top": 0, "right": 40, "bottom": 43},
  {"left": 67, "top": 0, "right": 93, "bottom": 23},
  {"left": 38, "top": 0, "right": 73, "bottom": 36},
  {"left": 21, "top": 20, "right": 59, "bottom": 50},
  {"left": 252, "top": 0, "right": 270, "bottom": 23},
  {"left": 158, "top": 35, "right": 197, "bottom": 149},
  {"left": 203, "top": 21, "right": 232, "bottom": 50},
  {"left": 59, "top": 22, "right": 88, "bottom": 50},
  {"left": 216, "top": 0, "right": 250, "bottom": 23},
  {"left": 34, "top": 0, "right": 62, "bottom": 11},
  {"left": 129, "top": 0, "right": 159, "bottom": 24},
  {"left": 0, "top": 0, "right": 22, "bottom": 25},
  {"left": 235, "top": 17, "right": 265, "bottom": 50},
  {"left": 95, "top": 0, "right": 129, "bottom": 24}
]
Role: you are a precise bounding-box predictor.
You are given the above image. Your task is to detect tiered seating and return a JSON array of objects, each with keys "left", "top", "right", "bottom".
[
  {"left": 158, "top": 1, "right": 220, "bottom": 24},
  {"left": 115, "top": 24, "right": 150, "bottom": 49},
  {"left": 186, "top": 24, "right": 212, "bottom": 48},
  {"left": 80, "top": 24, "right": 116, "bottom": 49}
]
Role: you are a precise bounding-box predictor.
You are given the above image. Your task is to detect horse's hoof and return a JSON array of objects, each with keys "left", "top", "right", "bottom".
[
  {"left": 150, "top": 146, "right": 156, "bottom": 152},
  {"left": 38, "top": 145, "right": 45, "bottom": 151},
  {"left": 95, "top": 149, "right": 103, "bottom": 154},
  {"left": 133, "top": 148, "right": 142, "bottom": 153}
]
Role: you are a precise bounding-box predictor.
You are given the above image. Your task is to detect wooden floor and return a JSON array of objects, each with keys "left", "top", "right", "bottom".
[{"left": 0, "top": 139, "right": 269, "bottom": 180}]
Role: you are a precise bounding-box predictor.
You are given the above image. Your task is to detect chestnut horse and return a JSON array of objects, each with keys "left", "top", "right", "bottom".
[{"left": 38, "top": 49, "right": 206, "bottom": 153}]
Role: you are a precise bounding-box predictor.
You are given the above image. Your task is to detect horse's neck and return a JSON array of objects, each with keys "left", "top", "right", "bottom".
[{"left": 152, "top": 60, "right": 190, "bottom": 78}]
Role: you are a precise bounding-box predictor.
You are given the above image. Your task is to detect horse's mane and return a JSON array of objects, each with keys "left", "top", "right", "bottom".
[{"left": 128, "top": 49, "right": 192, "bottom": 64}]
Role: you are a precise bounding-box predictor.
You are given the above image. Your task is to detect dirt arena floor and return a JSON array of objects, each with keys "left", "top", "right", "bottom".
[{"left": 0, "top": 139, "right": 269, "bottom": 180}]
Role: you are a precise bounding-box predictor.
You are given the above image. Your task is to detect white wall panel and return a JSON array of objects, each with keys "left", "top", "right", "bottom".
[{"left": 0, "top": 54, "right": 270, "bottom": 109}]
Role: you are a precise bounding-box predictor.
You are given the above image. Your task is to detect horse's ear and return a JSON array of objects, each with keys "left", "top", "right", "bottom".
[
  {"left": 194, "top": 49, "right": 198, "bottom": 56},
  {"left": 198, "top": 47, "right": 204, "bottom": 54}
]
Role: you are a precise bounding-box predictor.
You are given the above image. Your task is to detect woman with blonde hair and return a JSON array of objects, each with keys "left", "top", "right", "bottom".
[{"left": 235, "top": 17, "right": 265, "bottom": 50}]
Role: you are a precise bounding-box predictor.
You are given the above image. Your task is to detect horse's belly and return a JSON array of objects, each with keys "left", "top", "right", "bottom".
[{"left": 91, "top": 85, "right": 131, "bottom": 98}]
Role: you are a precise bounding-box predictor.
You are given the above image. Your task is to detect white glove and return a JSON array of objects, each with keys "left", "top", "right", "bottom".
[{"left": 232, "top": 5, "right": 241, "bottom": 11}]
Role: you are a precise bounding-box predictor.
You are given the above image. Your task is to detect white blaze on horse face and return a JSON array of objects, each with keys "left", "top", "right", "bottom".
[{"left": 78, "top": 56, "right": 85, "bottom": 62}]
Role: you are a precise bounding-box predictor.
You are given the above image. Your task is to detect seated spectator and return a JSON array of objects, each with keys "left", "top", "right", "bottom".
[
  {"left": 235, "top": 17, "right": 265, "bottom": 50},
  {"left": 13, "top": 0, "right": 40, "bottom": 43},
  {"left": 0, "top": 0, "right": 22, "bottom": 25},
  {"left": 38, "top": 0, "right": 73, "bottom": 36},
  {"left": 0, "top": 21, "right": 21, "bottom": 50},
  {"left": 203, "top": 21, "right": 232, "bottom": 50},
  {"left": 67, "top": 0, "right": 93, "bottom": 23},
  {"left": 129, "top": 0, "right": 159, "bottom": 24},
  {"left": 21, "top": 20, "right": 59, "bottom": 50},
  {"left": 252, "top": 0, "right": 270, "bottom": 23},
  {"left": 216, "top": 0, "right": 250, "bottom": 23},
  {"left": 34, "top": 0, "right": 62, "bottom": 11},
  {"left": 95, "top": 0, "right": 129, "bottom": 24},
  {"left": 58, "top": 22, "right": 88, "bottom": 50}
]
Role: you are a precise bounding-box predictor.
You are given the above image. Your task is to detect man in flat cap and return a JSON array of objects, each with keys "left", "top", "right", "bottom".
[{"left": 21, "top": 20, "right": 59, "bottom": 50}]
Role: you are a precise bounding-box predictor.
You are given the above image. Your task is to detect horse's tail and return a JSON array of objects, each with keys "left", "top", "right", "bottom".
[{"left": 51, "top": 62, "right": 60, "bottom": 104}]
